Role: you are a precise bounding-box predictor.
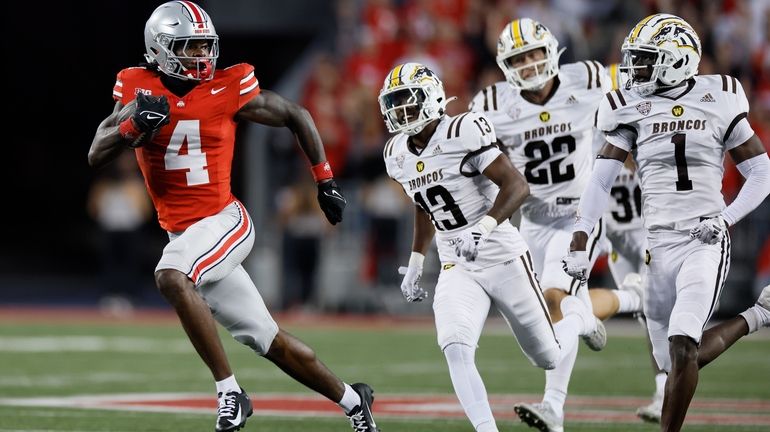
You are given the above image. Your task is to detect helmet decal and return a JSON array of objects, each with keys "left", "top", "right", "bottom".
[
  {"left": 144, "top": 1, "right": 220, "bottom": 81},
  {"left": 620, "top": 14, "right": 701, "bottom": 95},
  {"left": 495, "top": 18, "right": 564, "bottom": 91},
  {"left": 378, "top": 63, "right": 452, "bottom": 136}
]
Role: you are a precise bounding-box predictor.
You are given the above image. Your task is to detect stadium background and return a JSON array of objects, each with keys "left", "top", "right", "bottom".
[
  {"left": 1, "top": 1, "right": 769, "bottom": 431},
  {"left": 4, "top": 0, "right": 768, "bottom": 315}
]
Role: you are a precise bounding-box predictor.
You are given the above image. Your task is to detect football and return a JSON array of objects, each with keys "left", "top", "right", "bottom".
[
  {"left": 116, "top": 99, "right": 137, "bottom": 124},
  {"left": 116, "top": 99, "right": 153, "bottom": 148}
]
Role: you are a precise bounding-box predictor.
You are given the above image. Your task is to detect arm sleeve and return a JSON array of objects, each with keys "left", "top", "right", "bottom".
[
  {"left": 720, "top": 152, "right": 770, "bottom": 226},
  {"left": 574, "top": 157, "right": 624, "bottom": 234}
]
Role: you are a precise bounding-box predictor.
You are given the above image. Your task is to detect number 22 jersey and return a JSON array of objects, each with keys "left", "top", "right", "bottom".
[
  {"left": 471, "top": 61, "right": 611, "bottom": 222},
  {"left": 383, "top": 112, "right": 528, "bottom": 270},
  {"left": 596, "top": 75, "right": 755, "bottom": 231},
  {"left": 111, "top": 64, "right": 261, "bottom": 232}
]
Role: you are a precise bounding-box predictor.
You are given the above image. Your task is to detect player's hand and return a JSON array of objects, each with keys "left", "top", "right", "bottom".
[
  {"left": 317, "top": 179, "right": 346, "bottom": 225},
  {"left": 132, "top": 93, "right": 170, "bottom": 132},
  {"left": 562, "top": 250, "right": 589, "bottom": 281},
  {"left": 689, "top": 216, "right": 727, "bottom": 245},
  {"left": 398, "top": 263, "right": 427, "bottom": 302},
  {"left": 454, "top": 222, "right": 493, "bottom": 262}
]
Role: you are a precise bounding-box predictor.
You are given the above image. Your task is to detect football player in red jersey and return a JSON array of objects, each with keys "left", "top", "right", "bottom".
[{"left": 88, "top": 2, "right": 378, "bottom": 432}]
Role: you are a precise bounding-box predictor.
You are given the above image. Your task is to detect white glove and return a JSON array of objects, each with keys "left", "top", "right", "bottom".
[
  {"left": 689, "top": 216, "right": 727, "bottom": 245},
  {"left": 398, "top": 252, "right": 427, "bottom": 302},
  {"left": 454, "top": 216, "right": 498, "bottom": 262},
  {"left": 562, "top": 250, "right": 589, "bottom": 281}
]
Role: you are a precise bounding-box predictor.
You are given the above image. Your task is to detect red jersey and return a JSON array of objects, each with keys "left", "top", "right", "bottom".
[{"left": 112, "top": 64, "right": 260, "bottom": 232}]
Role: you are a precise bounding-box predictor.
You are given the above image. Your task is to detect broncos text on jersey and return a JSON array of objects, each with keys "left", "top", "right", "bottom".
[
  {"left": 471, "top": 61, "right": 612, "bottom": 222},
  {"left": 597, "top": 75, "right": 754, "bottom": 231},
  {"left": 384, "top": 112, "right": 528, "bottom": 270}
]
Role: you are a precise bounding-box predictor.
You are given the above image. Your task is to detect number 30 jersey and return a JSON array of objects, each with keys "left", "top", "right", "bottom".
[
  {"left": 470, "top": 62, "right": 611, "bottom": 222},
  {"left": 384, "top": 112, "right": 528, "bottom": 270},
  {"left": 597, "top": 75, "right": 755, "bottom": 232},
  {"left": 111, "top": 64, "right": 261, "bottom": 232}
]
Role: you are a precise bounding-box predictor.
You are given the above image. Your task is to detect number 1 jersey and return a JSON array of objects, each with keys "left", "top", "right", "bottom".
[
  {"left": 383, "top": 112, "right": 529, "bottom": 270},
  {"left": 596, "top": 75, "right": 754, "bottom": 232},
  {"left": 111, "top": 64, "right": 261, "bottom": 232}
]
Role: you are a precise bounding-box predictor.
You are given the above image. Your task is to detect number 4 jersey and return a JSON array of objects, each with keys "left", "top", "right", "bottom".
[
  {"left": 597, "top": 75, "right": 755, "bottom": 231},
  {"left": 470, "top": 61, "right": 611, "bottom": 222},
  {"left": 111, "top": 64, "right": 261, "bottom": 232},
  {"left": 383, "top": 112, "right": 528, "bottom": 270}
]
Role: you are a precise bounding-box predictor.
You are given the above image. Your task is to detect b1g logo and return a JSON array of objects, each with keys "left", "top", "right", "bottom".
[{"left": 135, "top": 88, "right": 153, "bottom": 96}]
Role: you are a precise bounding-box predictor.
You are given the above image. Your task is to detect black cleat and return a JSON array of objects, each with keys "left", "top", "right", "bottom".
[
  {"left": 346, "top": 383, "right": 380, "bottom": 431},
  {"left": 215, "top": 387, "right": 253, "bottom": 432}
]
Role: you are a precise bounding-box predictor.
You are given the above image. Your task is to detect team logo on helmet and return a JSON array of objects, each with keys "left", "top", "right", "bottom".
[{"left": 379, "top": 62, "right": 453, "bottom": 136}]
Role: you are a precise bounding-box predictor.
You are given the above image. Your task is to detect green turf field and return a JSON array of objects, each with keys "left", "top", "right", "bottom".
[{"left": 0, "top": 314, "right": 767, "bottom": 431}]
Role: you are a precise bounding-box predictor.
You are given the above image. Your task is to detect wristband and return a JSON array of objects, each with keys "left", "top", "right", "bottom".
[
  {"left": 477, "top": 215, "right": 498, "bottom": 234},
  {"left": 311, "top": 161, "right": 334, "bottom": 182},
  {"left": 118, "top": 118, "right": 141, "bottom": 140},
  {"left": 408, "top": 252, "right": 425, "bottom": 268}
]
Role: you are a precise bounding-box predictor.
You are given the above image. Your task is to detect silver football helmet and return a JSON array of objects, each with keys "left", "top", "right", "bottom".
[
  {"left": 144, "top": 1, "right": 220, "bottom": 81},
  {"left": 620, "top": 14, "right": 701, "bottom": 95}
]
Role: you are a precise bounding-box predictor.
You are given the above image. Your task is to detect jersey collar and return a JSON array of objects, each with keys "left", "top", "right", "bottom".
[{"left": 652, "top": 78, "right": 695, "bottom": 101}]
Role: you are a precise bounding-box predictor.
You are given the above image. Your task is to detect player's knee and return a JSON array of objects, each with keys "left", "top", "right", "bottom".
[
  {"left": 230, "top": 320, "right": 278, "bottom": 355},
  {"left": 533, "top": 345, "right": 559, "bottom": 370},
  {"left": 669, "top": 335, "right": 698, "bottom": 366},
  {"left": 265, "top": 329, "right": 314, "bottom": 361},
  {"left": 154, "top": 269, "right": 190, "bottom": 303}
]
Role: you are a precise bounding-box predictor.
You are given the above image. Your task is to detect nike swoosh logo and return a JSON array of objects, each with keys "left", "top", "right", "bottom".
[
  {"left": 364, "top": 403, "right": 377, "bottom": 428},
  {"left": 324, "top": 191, "right": 346, "bottom": 202},
  {"left": 145, "top": 113, "right": 163, "bottom": 120},
  {"left": 211, "top": 87, "right": 226, "bottom": 94},
  {"left": 228, "top": 405, "right": 242, "bottom": 426}
]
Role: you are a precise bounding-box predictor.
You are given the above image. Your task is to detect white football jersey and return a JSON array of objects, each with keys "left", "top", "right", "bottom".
[
  {"left": 471, "top": 61, "right": 612, "bottom": 221},
  {"left": 606, "top": 165, "right": 644, "bottom": 232},
  {"left": 597, "top": 75, "right": 754, "bottom": 231},
  {"left": 384, "top": 112, "right": 529, "bottom": 270}
]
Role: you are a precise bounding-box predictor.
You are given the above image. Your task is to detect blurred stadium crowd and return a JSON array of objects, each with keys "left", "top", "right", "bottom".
[{"left": 94, "top": 0, "right": 770, "bottom": 313}]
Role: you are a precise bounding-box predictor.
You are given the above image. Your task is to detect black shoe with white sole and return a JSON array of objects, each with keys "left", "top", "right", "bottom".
[
  {"left": 346, "top": 383, "right": 380, "bottom": 432},
  {"left": 215, "top": 387, "right": 253, "bottom": 432}
]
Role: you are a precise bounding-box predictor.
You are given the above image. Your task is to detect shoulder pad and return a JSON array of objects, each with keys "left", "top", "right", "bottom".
[{"left": 469, "top": 82, "right": 504, "bottom": 112}]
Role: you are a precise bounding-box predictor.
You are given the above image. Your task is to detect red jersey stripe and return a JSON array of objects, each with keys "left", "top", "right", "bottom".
[{"left": 189, "top": 201, "right": 252, "bottom": 284}]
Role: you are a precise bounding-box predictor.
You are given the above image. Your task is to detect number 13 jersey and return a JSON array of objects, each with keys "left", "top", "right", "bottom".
[
  {"left": 383, "top": 112, "right": 528, "bottom": 270},
  {"left": 596, "top": 75, "right": 754, "bottom": 232}
]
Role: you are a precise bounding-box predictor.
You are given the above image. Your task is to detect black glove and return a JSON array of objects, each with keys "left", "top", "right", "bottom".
[
  {"left": 132, "top": 92, "right": 170, "bottom": 132},
  {"left": 317, "top": 179, "right": 346, "bottom": 225}
]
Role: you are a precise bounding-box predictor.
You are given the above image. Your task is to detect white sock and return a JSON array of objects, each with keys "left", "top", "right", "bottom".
[
  {"left": 215, "top": 375, "right": 240, "bottom": 395},
  {"left": 443, "top": 343, "right": 498, "bottom": 432},
  {"left": 615, "top": 289, "right": 642, "bottom": 313},
  {"left": 338, "top": 383, "right": 362, "bottom": 414},
  {"left": 739, "top": 305, "right": 770, "bottom": 334},
  {"left": 542, "top": 318, "right": 581, "bottom": 419},
  {"left": 654, "top": 372, "right": 667, "bottom": 398}
]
